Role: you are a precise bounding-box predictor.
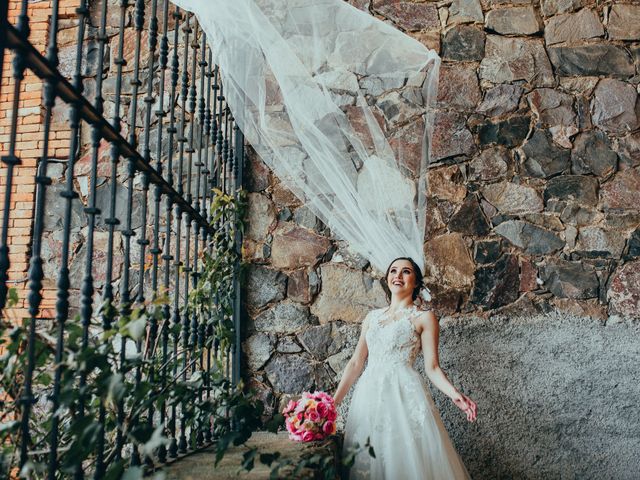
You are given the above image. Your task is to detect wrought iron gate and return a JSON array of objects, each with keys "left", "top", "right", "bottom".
[{"left": 0, "top": 0, "right": 245, "bottom": 477}]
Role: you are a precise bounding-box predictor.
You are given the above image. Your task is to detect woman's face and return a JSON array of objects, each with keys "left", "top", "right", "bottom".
[{"left": 387, "top": 259, "right": 417, "bottom": 297}]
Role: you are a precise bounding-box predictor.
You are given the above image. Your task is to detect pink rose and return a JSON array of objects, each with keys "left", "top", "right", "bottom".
[
  {"left": 308, "top": 410, "right": 320, "bottom": 422},
  {"left": 286, "top": 418, "right": 302, "bottom": 435},
  {"left": 322, "top": 421, "right": 335, "bottom": 435},
  {"left": 283, "top": 400, "right": 297, "bottom": 414},
  {"left": 319, "top": 392, "right": 334, "bottom": 403},
  {"left": 314, "top": 432, "right": 324, "bottom": 440},
  {"left": 316, "top": 402, "right": 328, "bottom": 417},
  {"left": 302, "top": 431, "right": 315, "bottom": 442},
  {"left": 290, "top": 432, "right": 304, "bottom": 442},
  {"left": 327, "top": 409, "right": 337, "bottom": 421}
]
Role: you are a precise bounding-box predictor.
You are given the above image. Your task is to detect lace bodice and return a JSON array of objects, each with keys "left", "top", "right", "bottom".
[{"left": 364, "top": 306, "right": 424, "bottom": 370}]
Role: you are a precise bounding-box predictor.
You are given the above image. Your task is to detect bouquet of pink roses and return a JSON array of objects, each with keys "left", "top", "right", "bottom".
[{"left": 283, "top": 391, "right": 338, "bottom": 442}]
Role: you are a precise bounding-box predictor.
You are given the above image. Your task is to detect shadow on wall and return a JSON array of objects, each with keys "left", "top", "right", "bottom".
[{"left": 426, "top": 312, "right": 640, "bottom": 480}]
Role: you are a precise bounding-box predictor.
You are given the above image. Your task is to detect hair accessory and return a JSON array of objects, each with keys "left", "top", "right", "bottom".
[{"left": 420, "top": 287, "right": 432, "bottom": 302}]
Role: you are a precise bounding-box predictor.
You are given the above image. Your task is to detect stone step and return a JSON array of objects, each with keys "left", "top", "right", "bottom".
[{"left": 164, "top": 431, "right": 340, "bottom": 480}]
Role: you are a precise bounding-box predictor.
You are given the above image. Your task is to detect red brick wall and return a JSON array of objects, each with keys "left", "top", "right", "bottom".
[{"left": 0, "top": 0, "right": 77, "bottom": 323}]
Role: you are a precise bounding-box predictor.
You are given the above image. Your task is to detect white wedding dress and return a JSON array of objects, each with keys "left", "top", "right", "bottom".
[{"left": 343, "top": 305, "right": 471, "bottom": 479}]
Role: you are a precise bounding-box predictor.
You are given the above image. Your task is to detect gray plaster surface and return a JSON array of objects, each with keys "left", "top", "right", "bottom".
[{"left": 426, "top": 313, "right": 640, "bottom": 480}]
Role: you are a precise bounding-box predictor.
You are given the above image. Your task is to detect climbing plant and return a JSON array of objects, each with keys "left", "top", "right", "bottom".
[
  {"left": 187, "top": 187, "right": 247, "bottom": 352},
  {"left": 0, "top": 189, "right": 258, "bottom": 479}
]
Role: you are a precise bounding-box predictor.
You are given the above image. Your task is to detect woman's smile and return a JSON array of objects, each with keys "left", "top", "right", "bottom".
[{"left": 388, "top": 261, "right": 416, "bottom": 292}]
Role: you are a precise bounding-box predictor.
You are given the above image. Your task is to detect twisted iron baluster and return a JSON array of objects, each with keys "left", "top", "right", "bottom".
[
  {"left": 157, "top": 0, "right": 178, "bottom": 464},
  {"left": 49, "top": 0, "right": 88, "bottom": 474},
  {"left": 73, "top": 0, "right": 107, "bottom": 476},
  {"left": 170, "top": 212, "right": 183, "bottom": 457},
  {"left": 117, "top": 0, "right": 146, "bottom": 466},
  {"left": 208, "top": 66, "right": 220, "bottom": 215},
  {"left": 105, "top": 0, "right": 129, "bottom": 463},
  {"left": 201, "top": 54, "right": 213, "bottom": 237},
  {"left": 231, "top": 116, "right": 243, "bottom": 386},
  {"left": 136, "top": 0, "right": 159, "bottom": 467},
  {"left": 223, "top": 107, "right": 230, "bottom": 197},
  {"left": 202, "top": 57, "right": 216, "bottom": 444},
  {"left": 167, "top": 6, "right": 183, "bottom": 460},
  {"left": 147, "top": 0, "right": 167, "bottom": 465},
  {"left": 15, "top": 0, "right": 39, "bottom": 470},
  {"left": 192, "top": 31, "right": 206, "bottom": 361},
  {"left": 0, "top": 1, "right": 28, "bottom": 313},
  {"left": 223, "top": 107, "right": 232, "bottom": 386},
  {"left": 210, "top": 72, "right": 225, "bottom": 436},
  {"left": 93, "top": 0, "right": 122, "bottom": 474},
  {"left": 184, "top": 24, "right": 199, "bottom": 370},
  {"left": 229, "top": 115, "right": 235, "bottom": 195},
  {"left": 217, "top": 85, "right": 225, "bottom": 195},
  {"left": 177, "top": 13, "right": 193, "bottom": 454},
  {"left": 193, "top": 33, "right": 209, "bottom": 447},
  {"left": 212, "top": 86, "right": 225, "bottom": 395}
]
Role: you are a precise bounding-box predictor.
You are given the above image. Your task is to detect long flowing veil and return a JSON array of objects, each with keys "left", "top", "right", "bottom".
[{"left": 171, "top": 0, "right": 440, "bottom": 275}]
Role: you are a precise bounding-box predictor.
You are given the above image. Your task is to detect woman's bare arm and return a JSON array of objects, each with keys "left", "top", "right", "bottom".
[
  {"left": 333, "top": 315, "right": 370, "bottom": 405},
  {"left": 417, "top": 310, "right": 477, "bottom": 422}
]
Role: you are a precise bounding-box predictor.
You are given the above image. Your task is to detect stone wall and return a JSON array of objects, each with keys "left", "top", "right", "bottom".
[{"left": 242, "top": 1, "right": 640, "bottom": 478}]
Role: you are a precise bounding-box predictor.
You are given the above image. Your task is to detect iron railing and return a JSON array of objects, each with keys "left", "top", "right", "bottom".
[{"left": 0, "top": 0, "right": 244, "bottom": 477}]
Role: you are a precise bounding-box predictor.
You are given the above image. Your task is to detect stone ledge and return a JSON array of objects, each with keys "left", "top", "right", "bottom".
[{"left": 165, "top": 431, "right": 340, "bottom": 480}]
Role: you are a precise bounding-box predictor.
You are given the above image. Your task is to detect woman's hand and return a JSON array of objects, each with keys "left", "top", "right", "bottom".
[{"left": 452, "top": 393, "right": 477, "bottom": 422}]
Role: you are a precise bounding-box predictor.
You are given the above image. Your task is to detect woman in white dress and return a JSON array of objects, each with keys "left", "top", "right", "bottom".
[{"left": 334, "top": 257, "right": 477, "bottom": 479}]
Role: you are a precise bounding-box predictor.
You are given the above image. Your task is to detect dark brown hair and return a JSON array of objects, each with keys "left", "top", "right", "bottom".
[{"left": 382, "top": 257, "right": 425, "bottom": 302}]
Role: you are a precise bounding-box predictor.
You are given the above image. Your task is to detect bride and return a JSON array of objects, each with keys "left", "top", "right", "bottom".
[
  {"left": 168, "top": 2, "right": 471, "bottom": 474},
  {"left": 334, "top": 257, "right": 477, "bottom": 479}
]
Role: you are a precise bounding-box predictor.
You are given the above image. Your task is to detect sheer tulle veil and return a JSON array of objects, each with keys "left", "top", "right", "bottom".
[{"left": 171, "top": 0, "right": 440, "bottom": 285}]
